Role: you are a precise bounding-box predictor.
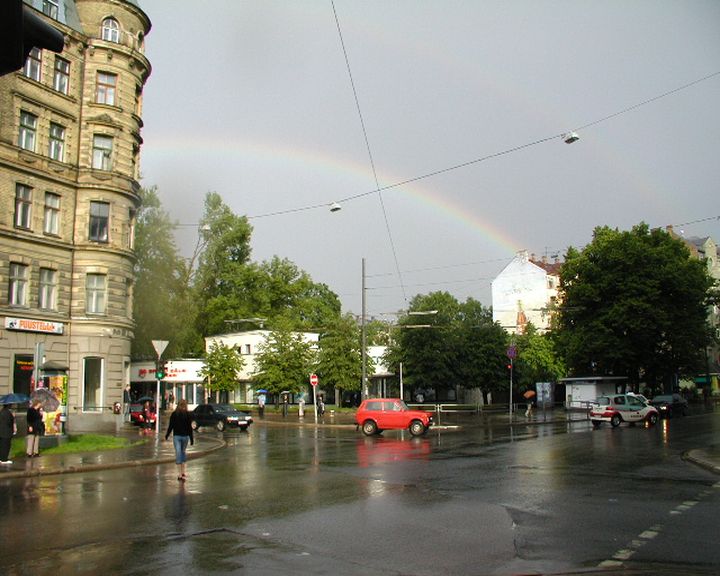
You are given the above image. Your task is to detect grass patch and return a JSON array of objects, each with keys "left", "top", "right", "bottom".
[{"left": 10, "top": 434, "right": 143, "bottom": 458}]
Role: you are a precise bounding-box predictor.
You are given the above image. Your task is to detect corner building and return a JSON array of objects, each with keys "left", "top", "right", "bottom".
[{"left": 0, "top": 1, "right": 151, "bottom": 431}]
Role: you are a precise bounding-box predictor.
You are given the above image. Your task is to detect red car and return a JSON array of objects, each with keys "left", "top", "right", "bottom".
[{"left": 355, "top": 398, "right": 433, "bottom": 436}]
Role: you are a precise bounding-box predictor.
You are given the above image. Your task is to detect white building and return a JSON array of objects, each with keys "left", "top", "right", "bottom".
[
  {"left": 492, "top": 250, "right": 561, "bottom": 334},
  {"left": 206, "top": 330, "right": 320, "bottom": 403}
]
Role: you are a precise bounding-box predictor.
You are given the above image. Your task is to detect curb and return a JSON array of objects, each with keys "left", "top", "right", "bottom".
[
  {"left": 0, "top": 435, "right": 226, "bottom": 480},
  {"left": 683, "top": 448, "right": 720, "bottom": 475}
]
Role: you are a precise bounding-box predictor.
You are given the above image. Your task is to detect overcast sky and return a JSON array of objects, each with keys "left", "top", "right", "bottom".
[{"left": 137, "top": 0, "right": 720, "bottom": 319}]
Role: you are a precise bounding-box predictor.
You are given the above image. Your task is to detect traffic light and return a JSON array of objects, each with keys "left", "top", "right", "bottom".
[
  {"left": 1, "top": 0, "right": 65, "bottom": 76},
  {"left": 155, "top": 360, "right": 167, "bottom": 380}
]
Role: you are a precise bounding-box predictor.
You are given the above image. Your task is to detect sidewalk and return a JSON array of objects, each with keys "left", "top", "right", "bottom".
[
  {"left": 1, "top": 412, "right": 718, "bottom": 480},
  {"left": 0, "top": 426, "right": 226, "bottom": 480}
]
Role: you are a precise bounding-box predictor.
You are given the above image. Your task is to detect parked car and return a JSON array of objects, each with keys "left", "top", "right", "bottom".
[
  {"left": 590, "top": 394, "right": 659, "bottom": 428},
  {"left": 650, "top": 393, "right": 688, "bottom": 418},
  {"left": 129, "top": 396, "right": 156, "bottom": 427},
  {"left": 355, "top": 398, "right": 434, "bottom": 436},
  {"left": 191, "top": 403, "right": 253, "bottom": 432}
]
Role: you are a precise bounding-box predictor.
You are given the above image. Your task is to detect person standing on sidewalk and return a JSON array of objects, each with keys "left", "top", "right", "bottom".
[
  {"left": 165, "top": 399, "right": 194, "bottom": 481},
  {"left": 0, "top": 403, "right": 17, "bottom": 464},
  {"left": 26, "top": 400, "right": 43, "bottom": 457}
]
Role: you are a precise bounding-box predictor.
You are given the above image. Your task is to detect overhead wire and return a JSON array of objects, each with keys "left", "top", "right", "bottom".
[
  {"left": 244, "top": 70, "right": 719, "bottom": 220},
  {"left": 330, "top": 0, "right": 408, "bottom": 303}
]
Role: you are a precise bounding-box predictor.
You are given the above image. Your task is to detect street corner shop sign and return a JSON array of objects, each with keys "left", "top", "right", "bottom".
[{"left": 5, "top": 316, "right": 64, "bottom": 335}]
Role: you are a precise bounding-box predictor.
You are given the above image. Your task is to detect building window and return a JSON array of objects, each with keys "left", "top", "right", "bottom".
[
  {"left": 38, "top": 268, "right": 57, "bottom": 310},
  {"left": 92, "top": 135, "right": 113, "bottom": 170},
  {"left": 48, "top": 122, "right": 65, "bottom": 161},
  {"left": 244, "top": 344, "right": 251, "bottom": 355},
  {"left": 89, "top": 201, "right": 109, "bottom": 242},
  {"left": 96, "top": 71, "right": 117, "bottom": 105},
  {"left": 18, "top": 111, "right": 37, "bottom": 152},
  {"left": 83, "top": 357, "right": 103, "bottom": 412},
  {"left": 9, "top": 263, "right": 28, "bottom": 306},
  {"left": 43, "top": 0, "right": 59, "bottom": 19},
  {"left": 14, "top": 184, "right": 32, "bottom": 229},
  {"left": 86, "top": 273, "right": 107, "bottom": 314},
  {"left": 44, "top": 192, "right": 61, "bottom": 235},
  {"left": 101, "top": 18, "right": 120, "bottom": 43},
  {"left": 23, "top": 47, "right": 41, "bottom": 81},
  {"left": 53, "top": 57, "right": 70, "bottom": 94}
]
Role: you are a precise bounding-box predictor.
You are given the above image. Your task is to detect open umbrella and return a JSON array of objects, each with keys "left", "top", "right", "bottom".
[
  {"left": 256, "top": 389, "right": 268, "bottom": 394},
  {"left": 0, "top": 393, "right": 30, "bottom": 405},
  {"left": 522, "top": 390, "right": 536, "bottom": 399},
  {"left": 31, "top": 388, "right": 60, "bottom": 412}
]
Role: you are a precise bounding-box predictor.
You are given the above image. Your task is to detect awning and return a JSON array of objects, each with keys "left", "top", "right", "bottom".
[{"left": 41, "top": 360, "right": 69, "bottom": 372}]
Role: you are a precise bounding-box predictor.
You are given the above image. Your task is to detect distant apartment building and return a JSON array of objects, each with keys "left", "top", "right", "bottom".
[
  {"left": 0, "top": 1, "right": 151, "bottom": 431},
  {"left": 667, "top": 226, "right": 720, "bottom": 389},
  {"left": 491, "top": 250, "right": 561, "bottom": 334}
]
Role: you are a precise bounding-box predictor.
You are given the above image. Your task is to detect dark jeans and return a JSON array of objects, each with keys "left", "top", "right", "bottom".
[{"left": 0, "top": 437, "right": 11, "bottom": 461}]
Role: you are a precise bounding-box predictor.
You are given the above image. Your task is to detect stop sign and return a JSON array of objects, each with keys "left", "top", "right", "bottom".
[{"left": 310, "top": 374, "right": 319, "bottom": 387}]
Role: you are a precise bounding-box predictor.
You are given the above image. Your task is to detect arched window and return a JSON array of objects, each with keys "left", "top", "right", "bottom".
[{"left": 101, "top": 18, "right": 120, "bottom": 43}]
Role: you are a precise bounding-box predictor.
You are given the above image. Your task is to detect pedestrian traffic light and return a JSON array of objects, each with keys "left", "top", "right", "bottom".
[
  {"left": 155, "top": 360, "right": 167, "bottom": 380},
  {"left": 1, "top": 0, "right": 65, "bottom": 76}
]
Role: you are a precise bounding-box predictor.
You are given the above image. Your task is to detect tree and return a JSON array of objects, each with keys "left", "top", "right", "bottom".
[
  {"left": 194, "top": 192, "right": 254, "bottom": 337},
  {"left": 251, "top": 320, "right": 317, "bottom": 397},
  {"left": 131, "top": 186, "right": 188, "bottom": 359},
  {"left": 388, "top": 292, "right": 461, "bottom": 398},
  {"left": 455, "top": 298, "right": 510, "bottom": 403},
  {"left": 194, "top": 193, "right": 341, "bottom": 336},
  {"left": 514, "top": 324, "right": 565, "bottom": 391},
  {"left": 555, "top": 223, "right": 716, "bottom": 392},
  {"left": 316, "top": 314, "right": 365, "bottom": 404},
  {"left": 199, "top": 341, "right": 245, "bottom": 402}
]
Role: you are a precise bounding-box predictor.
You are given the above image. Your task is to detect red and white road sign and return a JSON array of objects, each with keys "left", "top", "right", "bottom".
[{"left": 310, "top": 373, "right": 319, "bottom": 387}]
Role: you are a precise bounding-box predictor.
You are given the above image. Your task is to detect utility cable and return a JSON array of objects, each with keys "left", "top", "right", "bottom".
[
  {"left": 331, "top": 0, "right": 408, "bottom": 303},
  {"left": 245, "top": 70, "right": 719, "bottom": 220}
]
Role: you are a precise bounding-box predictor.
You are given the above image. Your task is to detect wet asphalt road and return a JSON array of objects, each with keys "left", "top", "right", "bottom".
[{"left": 0, "top": 413, "right": 719, "bottom": 575}]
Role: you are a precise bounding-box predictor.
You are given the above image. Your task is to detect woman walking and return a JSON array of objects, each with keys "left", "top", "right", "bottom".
[
  {"left": 26, "top": 400, "right": 43, "bottom": 457},
  {"left": 165, "top": 399, "right": 194, "bottom": 481}
]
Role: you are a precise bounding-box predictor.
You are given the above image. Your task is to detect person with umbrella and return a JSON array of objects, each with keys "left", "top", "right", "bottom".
[
  {"left": 26, "top": 399, "right": 43, "bottom": 457},
  {"left": 0, "top": 400, "right": 17, "bottom": 464},
  {"left": 523, "top": 389, "right": 536, "bottom": 418}
]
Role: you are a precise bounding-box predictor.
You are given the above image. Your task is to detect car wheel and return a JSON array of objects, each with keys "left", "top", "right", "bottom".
[
  {"left": 362, "top": 420, "right": 378, "bottom": 436},
  {"left": 647, "top": 412, "right": 658, "bottom": 426},
  {"left": 409, "top": 420, "right": 426, "bottom": 436},
  {"left": 610, "top": 414, "right": 622, "bottom": 428},
  {"left": 191, "top": 420, "right": 198, "bottom": 431},
  {"left": 216, "top": 420, "right": 225, "bottom": 432},
  {"left": 591, "top": 420, "right": 602, "bottom": 428}
]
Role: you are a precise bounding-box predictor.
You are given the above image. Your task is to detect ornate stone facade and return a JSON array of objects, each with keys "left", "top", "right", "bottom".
[{"left": 0, "top": 1, "right": 150, "bottom": 431}]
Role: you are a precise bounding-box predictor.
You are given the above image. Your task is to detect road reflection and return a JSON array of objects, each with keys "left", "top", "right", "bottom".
[{"left": 356, "top": 436, "right": 432, "bottom": 467}]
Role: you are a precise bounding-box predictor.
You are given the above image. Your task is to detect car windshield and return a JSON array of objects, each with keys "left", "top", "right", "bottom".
[
  {"left": 652, "top": 395, "right": 673, "bottom": 402},
  {"left": 595, "top": 397, "right": 610, "bottom": 406},
  {"left": 214, "top": 404, "right": 237, "bottom": 413}
]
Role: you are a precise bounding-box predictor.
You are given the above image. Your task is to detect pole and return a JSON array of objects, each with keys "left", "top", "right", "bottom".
[
  {"left": 509, "top": 357, "right": 513, "bottom": 418},
  {"left": 399, "top": 362, "right": 403, "bottom": 401},
  {"left": 155, "top": 369, "right": 161, "bottom": 434},
  {"left": 313, "top": 383, "right": 318, "bottom": 425},
  {"left": 361, "top": 258, "right": 368, "bottom": 400}
]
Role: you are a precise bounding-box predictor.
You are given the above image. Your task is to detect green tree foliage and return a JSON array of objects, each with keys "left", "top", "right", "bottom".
[
  {"left": 132, "top": 187, "right": 188, "bottom": 359},
  {"left": 316, "top": 314, "right": 364, "bottom": 398},
  {"left": 514, "top": 324, "right": 565, "bottom": 391},
  {"left": 194, "top": 193, "right": 341, "bottom": 335},
  {"left": 456, "top": 298, "right": 510, "bottom": 403},
  {"left": 199, "top": 341, "right": 245, "bottom": 398},
  {"left": 387, "top": 292, "right": 460, "bottom": 397},
  {"left": 251, "top": 320, "right": 317, "bottom": 395},
  {"left": 555, "top": 224, "right": 715, "bottom": 391},
  {"left": 194, "top": 192, "right": 254, "bottom": 336}
]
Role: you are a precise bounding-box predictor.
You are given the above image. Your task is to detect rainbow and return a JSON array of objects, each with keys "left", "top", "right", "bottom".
[{"left": 142, "top": 135, "right": 525, "bottom": 257}]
